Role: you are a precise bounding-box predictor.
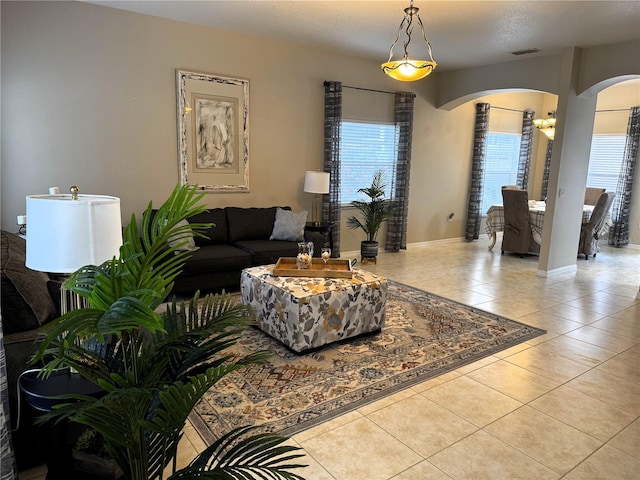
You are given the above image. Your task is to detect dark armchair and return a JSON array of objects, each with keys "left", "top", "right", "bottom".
[
  {"left": 578, "top": 192, "right": 615, "bottom": 259},
  {"left": 501, "top": 188, "right": 539, "bottom": 257}
]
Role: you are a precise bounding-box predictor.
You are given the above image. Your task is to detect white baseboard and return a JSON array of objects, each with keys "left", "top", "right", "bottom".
[
  {"left": 536, "top": 264, "right": 578, "bottom": 278},
  {"left": 341, "top": 237, "right": 468, "bottom": 259},
  {"left": 408, "top": 237, "right": 468, "bottom": 247}
]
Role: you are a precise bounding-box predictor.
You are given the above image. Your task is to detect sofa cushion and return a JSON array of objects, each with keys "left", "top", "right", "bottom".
[
  {"left": 234, "top": 240, "right": 300, "bottom": 265},
  {"left": 0, "top": 231, "right": 57, "bottom": 334},
  {"left": 270, "top": 208, "right": 308, "bottom": 242},
  {"left": 226, "top": 207, "right": 280, "bottom": 242},
  {"left": 1, "top": 275, "right": 40, "bottom": 334},
  {"left": 180, "top": 244, "right": 252, "bottom": 275},
  {"left": 189, "top": 209, "right": 228, "bottom": 246}
]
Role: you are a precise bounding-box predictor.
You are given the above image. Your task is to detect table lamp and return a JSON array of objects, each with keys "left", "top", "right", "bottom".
[
  {"left": 26, "top": 186, "right": 122, "bottom": 312},
  {"left": 303, "top": 171, "right": 330, "bottom": 226}
]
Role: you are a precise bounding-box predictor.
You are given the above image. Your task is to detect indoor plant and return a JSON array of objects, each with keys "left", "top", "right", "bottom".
[
  {"left": 346, "top": 170, "right": 393, "bottom": 260},
  {"left": 32, "top": 184, "right": 306, "bottom": 480}
]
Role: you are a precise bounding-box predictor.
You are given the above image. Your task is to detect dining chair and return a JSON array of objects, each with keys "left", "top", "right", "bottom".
[
  {"left": 501, "top": 188, "right": 539, "bottom": 257},
  {"left": 584, "top": 187, "right": 606, "bottom": 206},
  {"left": 578, "top": 191, "right": 615, "bottom": 259}
]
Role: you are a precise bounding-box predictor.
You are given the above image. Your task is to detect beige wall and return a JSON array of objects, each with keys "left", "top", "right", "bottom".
[
  {"left": 595, "top": 80, "right": 640, "bottom": 134},
  {"left": 1, "top": 1, "right": 417, "bottom": 235},
  {"left": 2, "top": 1, "right": 639, "bottom": 253}
]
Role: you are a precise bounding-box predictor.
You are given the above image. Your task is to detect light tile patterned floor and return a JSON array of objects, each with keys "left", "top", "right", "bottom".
[{"left": 19, "top": 239, "right": 640, "bottom": 479}]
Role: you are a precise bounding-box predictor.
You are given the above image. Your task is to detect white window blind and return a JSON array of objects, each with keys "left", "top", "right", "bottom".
[
  {"left": 587, "top": 135, "right": 625, "bottom": 195},
  {"left": 340, "top": 121, "right": 398, "bottom": 205},
  {"left": 481, "top": 132, "right": 521, "bottom": 213}
]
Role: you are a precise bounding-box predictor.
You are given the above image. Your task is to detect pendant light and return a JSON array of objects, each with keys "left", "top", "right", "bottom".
[
  {"left": 533, "top": 111, "right": 557, "bottom": 140},
  {"left": 381, "top": 0, "right": 437, "bottom": 82}
]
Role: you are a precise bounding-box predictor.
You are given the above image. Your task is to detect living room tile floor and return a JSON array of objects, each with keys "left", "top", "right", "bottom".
[{"left": 19, "top": 238, "right": 639, "bottom": 479}]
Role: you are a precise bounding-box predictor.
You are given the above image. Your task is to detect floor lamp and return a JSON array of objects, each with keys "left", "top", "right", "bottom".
[
  {"left": 304, "top": 171, "right": 330, "bottom": 226},
  {"left": 26, "top": 188, "right": 123, "bottom": 314}
]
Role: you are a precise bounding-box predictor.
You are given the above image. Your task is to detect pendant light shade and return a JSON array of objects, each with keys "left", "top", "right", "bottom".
[
  {"left": 382, "top": 0, "right": 437, "bottom": 81},
  {"left": 533, "top": 111, "right": 557, "bottom": 140}
]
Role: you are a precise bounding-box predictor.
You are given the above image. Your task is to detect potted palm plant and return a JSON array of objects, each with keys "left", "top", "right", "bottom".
[
  {"left": 32, "top": 184, "right": 306, "bottom": 480},
  {"left": 346, "top": 170, "right": 393, "bottom": 261}
]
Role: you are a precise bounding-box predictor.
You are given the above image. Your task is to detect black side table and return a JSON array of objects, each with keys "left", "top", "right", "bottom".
[
  {"left": 304, "top": 222, "right": 334, "bottom": 253},
  {"left": 19, "top": 369, "right": 105, "bottom": 479}
]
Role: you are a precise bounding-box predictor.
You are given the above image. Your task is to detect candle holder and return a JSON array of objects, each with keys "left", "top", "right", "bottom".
[{"left": 296, "top": 242, "right": 312, "bottom": 269}]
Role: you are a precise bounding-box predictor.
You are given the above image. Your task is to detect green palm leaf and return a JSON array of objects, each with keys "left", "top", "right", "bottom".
[
  {"left": 169, "top": 426, "right": 306, "bottom": 480},
  {"left": 346, "top": 170, "right": 393, "bottom": 242}
]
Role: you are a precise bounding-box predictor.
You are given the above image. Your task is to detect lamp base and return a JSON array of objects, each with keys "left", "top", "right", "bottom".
[
  {"left": 50, "top": 278, "right": 88, "bottom": 315},
  {"left": 311, "top": 194, "right": 323, "bottom": 226}
]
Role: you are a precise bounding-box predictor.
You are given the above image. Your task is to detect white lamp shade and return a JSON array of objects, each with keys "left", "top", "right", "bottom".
[
  {"left": 303, "top": 171, "right": 330, "bottom": 194},
  {"left": 26, "top": 194, "right": 122, "bottom": 273}
]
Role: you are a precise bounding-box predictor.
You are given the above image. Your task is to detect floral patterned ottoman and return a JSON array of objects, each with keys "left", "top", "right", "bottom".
[{"left": 240, "top": 265, "right": 387, "bottom": 352}]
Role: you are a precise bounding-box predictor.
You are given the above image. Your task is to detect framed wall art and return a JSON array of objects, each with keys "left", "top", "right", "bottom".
[{"left": 176, "top": 70, "right": 249, "bottom": 192}]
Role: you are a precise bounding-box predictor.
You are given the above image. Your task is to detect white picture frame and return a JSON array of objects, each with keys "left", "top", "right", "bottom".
[{"left": 176, "top": 70, "right": 249, "bottom": 193}]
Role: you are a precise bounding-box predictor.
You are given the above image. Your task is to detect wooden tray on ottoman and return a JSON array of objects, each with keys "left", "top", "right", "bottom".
[{"left": 272, "top": 257, "right": 353, "bottom": 278}]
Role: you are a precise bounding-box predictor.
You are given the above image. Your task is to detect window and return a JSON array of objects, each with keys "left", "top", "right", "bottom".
[
  {"left": 340, "top": 121, "right": 398, "bottom": 205},
  {"left": 481, "top": 132, "right": 522, "bottom": 213},
  {"left": 587, "top": 134, "right": 625, "bottom": 195}
]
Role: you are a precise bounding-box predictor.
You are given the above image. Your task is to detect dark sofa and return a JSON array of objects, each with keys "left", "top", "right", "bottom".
[
  {"left": 155, "top": 206, "right": 318, "bottom": 295},
  {"left": 1, "top": 230, "right": 59, "bottom": 467}
]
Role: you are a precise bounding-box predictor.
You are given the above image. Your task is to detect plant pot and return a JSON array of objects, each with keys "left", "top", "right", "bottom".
[
  {"left": 73, "top": 450, "right": 123, "bottom": 479},
  {"left": 361, "top": 240, "right": 378, "bottom": 259}
]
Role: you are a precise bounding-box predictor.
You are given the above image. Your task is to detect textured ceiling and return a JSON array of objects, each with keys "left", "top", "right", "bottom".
[{"left": 88, "top": 1, "right": 640, "bottom": 71}]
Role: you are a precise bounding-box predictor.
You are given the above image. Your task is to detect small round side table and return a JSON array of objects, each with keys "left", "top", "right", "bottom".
[
  {"left": 19, "top": 369, "right": 104, "bottom": 480},
  {"left": 304, "top": 222, "right": 334, "bottom": 253}
]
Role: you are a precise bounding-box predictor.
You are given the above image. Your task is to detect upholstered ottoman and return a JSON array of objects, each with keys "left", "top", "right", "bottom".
[{"left": 240, "top": 265, "right": 387, "bottom": 352}]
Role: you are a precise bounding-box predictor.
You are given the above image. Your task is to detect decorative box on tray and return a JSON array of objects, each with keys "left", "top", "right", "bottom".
[{"left": 272, "top": 257, "right": 353, "bottom": 278}]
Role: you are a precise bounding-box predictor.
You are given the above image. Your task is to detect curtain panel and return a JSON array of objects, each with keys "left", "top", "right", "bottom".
[
  {"left": 323, "top": 81, "right": 343, "bottom": 257},
  {"left": 465, "top": 103, "right": 491, "bottom": 240},
  {"left": 386, "top": 92, "right": 415, "bottom": 252},
  {"left": 517, "top": 110, "right": 535, "bottom": 189},
  {"left": 540, "top": 140, "right": 553, "bottom": 201},
  {"left": 608, "top": 105, "right": 640, "bottom": 247}
]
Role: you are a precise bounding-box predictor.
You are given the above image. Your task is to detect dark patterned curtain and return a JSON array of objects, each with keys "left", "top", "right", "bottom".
[
  {"left": 465, "top": 103, "right": 490, "bottom": 240},
  {"left": 608, "top": 105, "right": 640, "bottom": 247},
  {"left": 386, "top": 92, "right": 415, "bottom": 252},
  {"left": 517, "top": 110, "right": 535, "bottom": 189},
  {"left": 323, "top": 81, "right": 342, "bottom": 257},
  {"left": 540, "top": 140, "right": 553, "bottom": 201}
]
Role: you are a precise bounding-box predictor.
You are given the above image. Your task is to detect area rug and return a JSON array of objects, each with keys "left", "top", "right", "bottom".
[{"left": 189, "top": 280, "right": 545, "bottom": 444}]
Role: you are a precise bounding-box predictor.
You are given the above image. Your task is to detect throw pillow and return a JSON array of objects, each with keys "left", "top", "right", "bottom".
[
  {"left": 270, "top": 208, "right": 308, "bottom": 242},
  {"left": 1, "top": 231, "right": 57, "bottom": 332},
  {"left": 167, "top": 219, "right": 198, "bottom": 252}
]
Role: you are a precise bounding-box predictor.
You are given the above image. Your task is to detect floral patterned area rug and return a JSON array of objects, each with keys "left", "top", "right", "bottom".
[{"left": 189, "top": 281, "right": 546, "bottom": 444}]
